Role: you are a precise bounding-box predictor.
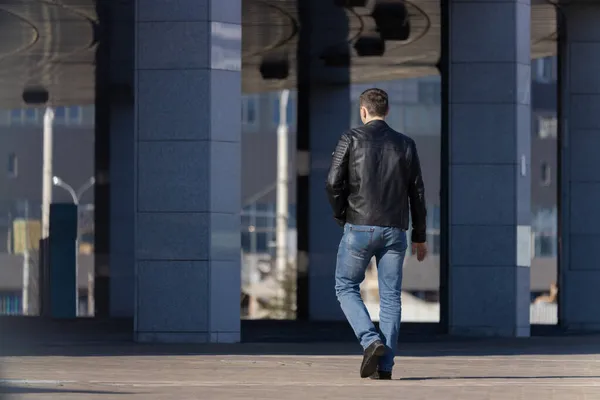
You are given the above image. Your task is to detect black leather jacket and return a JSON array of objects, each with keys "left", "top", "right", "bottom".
[{"left": 325, "top": 120, "right": 427, "bottom": 243}]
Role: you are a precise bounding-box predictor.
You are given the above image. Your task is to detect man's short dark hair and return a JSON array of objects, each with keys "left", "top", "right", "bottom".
[{"left": 359, "top": 88, "right": 389, "bottom": 117}]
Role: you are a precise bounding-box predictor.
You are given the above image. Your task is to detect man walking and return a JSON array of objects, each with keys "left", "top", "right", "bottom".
[{"left": 326, "top": 88, "right": 428, "bottom": 380}]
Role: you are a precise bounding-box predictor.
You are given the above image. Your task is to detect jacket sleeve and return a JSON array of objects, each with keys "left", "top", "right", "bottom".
[
  {"left": 326, "top": 132, "right": 351, "bottom": 226},
  {"left": 407, "top": 139, "right": 427, "bottom": 243}
]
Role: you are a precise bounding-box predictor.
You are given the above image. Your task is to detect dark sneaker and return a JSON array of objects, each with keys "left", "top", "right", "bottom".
[
  {"left": 360, "top": 340, "right": 386, "bottom": 378},
  {"left": 370, "top": 371, "right": 392, "bottom": 380}
]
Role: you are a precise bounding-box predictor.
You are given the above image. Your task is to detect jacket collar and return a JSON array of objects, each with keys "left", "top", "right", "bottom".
[{"left": 365, "top": 119, "right": 388, "bottom": 128}]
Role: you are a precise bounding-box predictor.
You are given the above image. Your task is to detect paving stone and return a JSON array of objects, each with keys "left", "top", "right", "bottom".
[{"left": 2, "top": 338, "right": 600, "bottom": 399}]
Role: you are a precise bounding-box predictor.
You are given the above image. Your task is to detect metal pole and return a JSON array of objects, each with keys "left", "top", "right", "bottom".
[
  {"left": 22, "top": 200, "right": 30, "bottom": 315},
  {"left": 78, "top": 178, "right": 95, "bottom": 317},
  {"left": 75, "top": 199, "right": 80, "bottom": 316},
  {"left": 41, "top": 107, "right": 54, "bottom": 238},
  {"left": 53, "top": 177, "right": 78, "bottom": 205},
  {"left": 276, "top": 90, "right": 290, "bottom": 310},
  {"left": 87, "top": 268, "right": 94, "bottom": 317},
  {"left": 76, "top": 177, "right": 96, "bottom": 201}
]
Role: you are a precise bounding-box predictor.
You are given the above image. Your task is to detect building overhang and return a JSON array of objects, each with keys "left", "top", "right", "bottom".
[{"left": 0, "top": 0, "right": 557, "bottom": 107}]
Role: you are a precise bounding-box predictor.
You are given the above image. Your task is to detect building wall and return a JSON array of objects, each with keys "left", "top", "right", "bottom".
[{"left": 0, "top": 106, "right": 95, "bottom": 253}]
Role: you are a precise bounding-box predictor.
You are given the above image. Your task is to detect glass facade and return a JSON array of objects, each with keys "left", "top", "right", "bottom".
[
  {"left": 530, "top": 55, "right": 558, "bottom": 324},
  {"left": 0, "top": 106, "right": 95, "bottom": 316},
  {"left": 0, "top": 0, "right": 574, "bottom": 335},
  {"left": 240, "top": 75, "right": 442, "bottom": 321},
  {"left": 239, "top": 57, "right": 560, "bottom": 324}
]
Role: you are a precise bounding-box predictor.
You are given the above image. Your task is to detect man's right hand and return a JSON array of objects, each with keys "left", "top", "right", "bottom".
[{"left": 411, "top": 242, "right": 428, "bottom": 262}]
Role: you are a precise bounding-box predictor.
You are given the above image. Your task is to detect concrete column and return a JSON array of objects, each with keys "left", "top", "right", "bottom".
[
  {"left": 108, "top": 0, "right": 135, "bottom": 318},
  {"left": 307, "top": 86, "right": 351, "bottom": 321},
  {"left": 93, "top": 0, "right": 112, "bottom": 318},
  {"left": 447, "top": 0, "right": 531, "bottom": 336},
  {"left": 559, "top": 4, "right": 600, "bottom": 330},
  {"left": 296, "top": 0, "right": 350, "bottom": 320},
  {"left": 134, "top": 0, "right": 242, "bottom": 343},
  {"left": 109, "top": 98, "right": 135, "bottom": 317}
]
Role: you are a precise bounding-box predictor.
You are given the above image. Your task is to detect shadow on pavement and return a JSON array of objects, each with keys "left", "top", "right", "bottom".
[
  {"left": 401, "top": 375, "right": 600, "bottom": 381},
  {"left": 0, "top": 386, "right": 131, "bottom": 395},
  {"left": 2, "top": 317, "right": 600, "bottom": 358}
]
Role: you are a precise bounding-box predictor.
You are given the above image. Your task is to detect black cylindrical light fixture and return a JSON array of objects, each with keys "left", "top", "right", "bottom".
[
  {"left": 22, "top": 87, "right": 49, "bottom": 105},
  {"left": 259, "top": 54, "right": 290, "bottom": 80},
  {"left": 354, "top": 35, "right": 385, "bottom": 57},
  {"left": 371, "top": 1, "right": 411, "bottom": 41},
  {"left": 334, "top": 0, "right": 370, "bottom": 7}
]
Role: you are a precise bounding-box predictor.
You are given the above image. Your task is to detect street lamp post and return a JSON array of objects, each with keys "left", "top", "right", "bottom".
[
  {"left": 24, "top": 106, "right": 54, "bottom": 315},
  {"left": 22, "top": 201, "right": 31, "bottom": 315},
  {"left": 276, "top": 90, "right": 290, "bottom": 315},
  {"left": 41, "top": 107, "right": 54, "bottom": 239},
  {"left": 52, "top": 176, "right": 95, "bottom": 206},
  {"left": 52, "top": 176, "right": 95, "bottom": 316}
]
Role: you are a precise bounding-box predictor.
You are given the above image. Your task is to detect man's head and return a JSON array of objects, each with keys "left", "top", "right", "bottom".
[{"left": 359, "top": 88, "right": 389, "bottom": 124}]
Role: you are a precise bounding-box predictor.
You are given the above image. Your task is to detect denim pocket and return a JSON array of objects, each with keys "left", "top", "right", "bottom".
[{"left": 345, "top": 225, "right": 375, "bottom": 257}]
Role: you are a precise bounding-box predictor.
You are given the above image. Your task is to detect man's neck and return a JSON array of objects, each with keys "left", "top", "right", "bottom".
[{"left": 364, "top": 117, "right": 385, "bottom": 124}]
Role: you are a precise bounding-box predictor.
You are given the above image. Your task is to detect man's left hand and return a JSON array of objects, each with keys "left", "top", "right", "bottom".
[{"left": 411, "top": 242, "right": 428, "bottom": 262}]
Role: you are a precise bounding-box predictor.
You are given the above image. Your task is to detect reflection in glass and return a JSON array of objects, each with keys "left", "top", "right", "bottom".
[
  {"left": 242, "top": 95, "right": 259, "bottom": 128},
  {"left": 67, "top": 106, "right": 81, "bottom": 123},
  {"left": 9, "top": 109, "right": 21, "bottom": 123},
  {"left": 541, "top": 162, "right": 551, "bottom": 186},
  {"left": 241, "top": 91, "right": 298, "bottom": 320},
  {"left": 271, "top": 96, "right": 294, "bottom": 126},
  {"left": 240, "top": 77, "right": 442, "bottom": 322},
  {"left": 54, "top": 106, "right": 66, "bottom": 123},
  {"left": 24, "top": 108, "right": 37, "bottom": 124},
  {"left": 247, "top": 98, "right": 256, "bottom": 123},
  {"left": 530, "top": 56, "right": 558, "bottom": 325},
  {"left": 0, "top": 105, "right": 95, "bottom": 316},
  {"left": 7, "top": 153, "right": 17, "bottom": 178}
]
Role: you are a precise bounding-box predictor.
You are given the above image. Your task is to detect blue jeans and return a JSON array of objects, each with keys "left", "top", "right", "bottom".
[{"left": 335, "top": 223, "right": 407, "bottom": 372}]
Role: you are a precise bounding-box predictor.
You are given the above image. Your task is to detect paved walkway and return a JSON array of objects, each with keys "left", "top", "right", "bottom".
[{"left": 2, "top": 335, "right": 600, "bottom": 399}]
